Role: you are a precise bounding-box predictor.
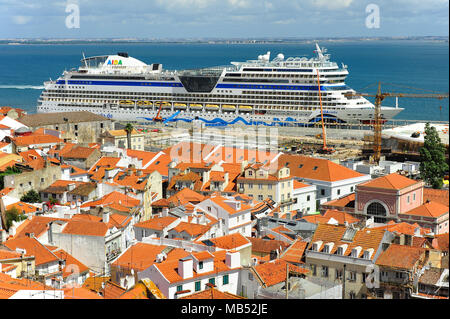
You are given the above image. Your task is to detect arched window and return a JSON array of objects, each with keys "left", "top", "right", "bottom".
[{"left": 367, "top": 202, "right": 387, "bottom": 223}]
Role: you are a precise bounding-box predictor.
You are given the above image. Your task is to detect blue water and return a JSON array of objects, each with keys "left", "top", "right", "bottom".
[{"left": 0, "top": 41, "right": 448, "bottom": 121}]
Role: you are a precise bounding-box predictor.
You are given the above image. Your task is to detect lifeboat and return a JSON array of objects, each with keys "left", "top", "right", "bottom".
[
  {"left": 222, "top": 104, "right": 236, "bottom": 110},
  {"left": 239, "top": 105, "right": 252, "bottom": 111}
]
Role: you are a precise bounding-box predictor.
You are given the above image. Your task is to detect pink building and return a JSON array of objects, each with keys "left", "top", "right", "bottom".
[{"left": 355, "top": 173, "right": 424, "bottom": 223}]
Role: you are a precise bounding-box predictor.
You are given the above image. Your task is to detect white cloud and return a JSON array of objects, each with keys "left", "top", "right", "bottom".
[
  {"left": 12, "top": 15, "right": 32, "bottom": 24},
  {"left": 308, "top": 0, "right": 353, "bottom": 10}
]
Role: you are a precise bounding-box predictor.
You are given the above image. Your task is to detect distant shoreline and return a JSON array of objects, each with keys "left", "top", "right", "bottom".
[{"left": 1, "top": 36, "right": 448, "bottom": 46}]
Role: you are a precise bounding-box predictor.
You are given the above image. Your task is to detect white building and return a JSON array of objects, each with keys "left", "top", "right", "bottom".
[{"left": 141, "top": 250, "right": 241, "bottom": 299}]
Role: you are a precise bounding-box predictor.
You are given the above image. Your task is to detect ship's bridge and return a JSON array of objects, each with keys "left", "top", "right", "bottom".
[{"left": 78, "top": 52, "right": 160, "bottom": 74}]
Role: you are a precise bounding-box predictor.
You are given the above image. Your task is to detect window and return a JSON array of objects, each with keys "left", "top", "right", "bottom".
[
  {"left": 311, "top": 264, "right": 317, "bottom": 276},
  {"left": 407, "top": 196, "right": 410, "bottom": 203},
  {"left": 349, "top": 291, "right": 356, "bottom": 299},
  {"left": 268, "top": 184, "right": 272, "bottom": 190},
  {"left": 248, "top": 171, "right": 253, "bottom": 176},
  {"left": 258, "top": 195, "right": 263, "bottom": 201},
  {"left": 337, "top": 189, "right": 341, "bottom": 195},
  {"left": 320, "top": 189, "right": 325, "bottom": 196},
  {"left": 223, "top": 274, "right": 229, "bottom": 285},
  {"left": 350, "top": 186, "right": 354, "bottom": 192},
  {"left": 199, "top": 261, "right": 203, "bottom": 270},
  {"left": 258, "top": 184, "right": 263, "bottom": 190},
  {"left": 249, "top": 184, "right": 253, "bottom": 189},
  {"left": 195, "top": 281, "right": 201, "bottom": 292},
  {"left": 209, "top": 278, "right": 215, "bottom": 286},
  {"left": 248, "top": 273, "right": 254, "bottom": 281},
  {"left": 176, "top": 285, "right": 183, "bottom": 292},
  {"left": 335, "top": 269, "right": 343, "bottom": 280},
  {"left": 348, "top": 271, "right": 357, "bottom": 282},
  {"left": 307, "top": 195, "right": 310, "bottom": 201},
  {"left": 321, "top": 266, "right": 329, "bottom": 278},
  {"left": 413, "top": 193, "right": 416, "bottom": 201}
]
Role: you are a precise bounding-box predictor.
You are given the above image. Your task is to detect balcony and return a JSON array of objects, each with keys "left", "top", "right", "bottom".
[{"left": 106, "top": 249, "right": 121, "bottom": 262}]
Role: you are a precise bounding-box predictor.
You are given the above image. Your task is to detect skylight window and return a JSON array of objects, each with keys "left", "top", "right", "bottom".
[
  {"left": 298, "top": 164, "right": 303, "bottom": 168},
  {"left": 341, "top": 228, "right": 357, "bottom": 242},
  {"left": 313, "top": 166, "right": 318, "bottom": 170}
]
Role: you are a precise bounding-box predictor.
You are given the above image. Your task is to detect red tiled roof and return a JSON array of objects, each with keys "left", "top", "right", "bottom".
[
  {"left": 180, "top": 287, "right": 245, "bottom": 299},
  {"left": 61, "top": 146, "right": 96, "bottom": 159},
  {"left": 63, "top": 287, "right": 103, "bottom": 299},
  {"left": 423, "top": 188, "right": 449, "bottom": 206},
  {"left": 112, "top": 243, "right": 189, "bottom": 271},
  {"left": 376, "top": 244, "right": 426, "bottom": 270},
  {"left": 308, "top": 223, "right": 386, "bottom": 260},
  {"left": 253, "top": 259, "right": 309, "bottom": 287},
  {"left": 277, "top": 153, "right": 364, "bottom": 182},
  {"left": 134, "top": 216, "right": 178, "bottom": 231},
  {"left": 246, "top": 237, "right": 290, "bottom": 254},
  {"left": 153, "top": 250, "right": 239, "bottom": 284},
  {"left": 61, "top": 219, "right": 109, "bottom": 237},
  {"left": 204, "top": 233, "right": 251, "bottom": 250},
  {"left": 280, "top": 239, "right": 308, "bottom": 264},
  {"left": 359, "top": 173, "right": 420, "bottom": 190},
  {"left": 13, "top": 134, "right": 63, "bottom": 147},
  {"left": 403, "top": 201, "right": 448, "bottom": 218},
  {"left": 4, "top": 237, "right": 60, "bottom": 266},
  {"left": 322, "top": 209, "right": 360, "bottom": 225},
  {"left": 323, "top": 193, "right": 355, "bottom": 208}
]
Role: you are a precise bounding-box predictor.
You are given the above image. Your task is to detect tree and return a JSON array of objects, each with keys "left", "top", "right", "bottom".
[
  {"left": 21, "top": 190, "right": 42, "bottom": 203},
  {"left": 420, "top": 123, "right": 449, "bottom": 189},
  {"left": 124, "top": 123, "right": 134, "bottom": 150},
  {"left": 5, "top": 207, "right": 27, "bottom": 231}
]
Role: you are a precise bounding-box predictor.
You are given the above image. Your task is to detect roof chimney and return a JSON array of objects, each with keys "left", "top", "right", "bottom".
[
  {"left": 178, "top": 257, "right": 193, "bottom": 279},
  {"left": 102, "top": 209, "right": 110, "bottom": 224},
  {"left": 226, "top": 251, "right": 240, "bottom": 269}
]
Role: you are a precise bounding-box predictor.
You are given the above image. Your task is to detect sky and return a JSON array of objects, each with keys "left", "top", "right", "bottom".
[{"left": 1, "top": 0, "right": 448, "bottom": 39}]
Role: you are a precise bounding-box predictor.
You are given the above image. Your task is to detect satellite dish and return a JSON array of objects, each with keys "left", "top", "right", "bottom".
[{"left": 277, "top": 53, "right": 284, "bottom": 60}]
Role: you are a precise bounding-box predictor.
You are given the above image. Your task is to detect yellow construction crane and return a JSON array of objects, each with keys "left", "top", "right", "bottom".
[{"left": 345, "top": 83, "right": 449, "bottom": 164}]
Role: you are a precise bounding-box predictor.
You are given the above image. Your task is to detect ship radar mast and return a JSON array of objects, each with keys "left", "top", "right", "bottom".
[{"left": 314, "top": 43, "right": 330, "bottom": 61}]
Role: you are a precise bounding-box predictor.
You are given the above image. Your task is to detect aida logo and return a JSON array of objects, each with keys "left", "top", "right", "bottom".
[{"left": 107, "top": 59, "right": 122, "bottom": 65}]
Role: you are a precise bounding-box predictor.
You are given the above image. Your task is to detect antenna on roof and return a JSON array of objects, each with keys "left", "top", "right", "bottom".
[{"left": 82, "top": 51, "right": 88, "bottom": 68}]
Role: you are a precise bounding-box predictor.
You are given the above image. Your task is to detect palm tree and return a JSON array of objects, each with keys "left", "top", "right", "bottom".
[{"left": 124, "top": 123, "right": 134, "bottom": 150}]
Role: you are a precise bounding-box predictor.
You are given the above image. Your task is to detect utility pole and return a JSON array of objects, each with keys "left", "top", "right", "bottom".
[
  {"left": 342, "top": 264, "right": 346, "bottom": 299},
  {"left": 285, "top": 263, "right": 289, "bottom": 299}
]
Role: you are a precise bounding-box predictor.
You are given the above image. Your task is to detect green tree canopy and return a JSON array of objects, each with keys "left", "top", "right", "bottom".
[
  {"left": 5, "top": 206, "right": 27, "bottom": 231},
  {"left": 20, "top": 190, "right": 42, "bottom": 203},
  {"left": 419, "top": 123, "right": 449, "bottom": 189},
  {"left": 124, "top": 123, "right": 134, "bottom": 150}
]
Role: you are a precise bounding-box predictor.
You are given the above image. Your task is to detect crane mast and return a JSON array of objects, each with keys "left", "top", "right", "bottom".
[{"left": 345, "top": 86, "right": 448, "bottom": 164}]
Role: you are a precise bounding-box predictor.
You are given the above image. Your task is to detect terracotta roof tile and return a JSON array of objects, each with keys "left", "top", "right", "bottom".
[
  {"left": 111, "top": 242, "right": 189, "bottom": 272},
  {"left": 134, "top": 216, "right": 178, "bottom": 231},
  {"left": 180, "top": 287, "right": 245, "bottom": 299},
  {"left": 359, "top": 173, "right": 420, "bottom": 190},
  {"left": 253, "top": 259, "right": 309, "bottom": 287},
  {"left": 4, "top": 237, "right": 60, "bottom": 266},
  {"left": 277, "top": 153, "right": 364, "bottom": 182},
  {"left": 423, "top": 188, "right": 449, "bottom": 206},
  {"left": 203, "top": 233, "right": 251, "bottom": 250},
  {"left": 376, "top": 244, "right": 426, "bottom": 269},
  {"left": 308, "top": 223, "right": 386, "bottom": 260},
  {"left": 61, "top": 146, "right": 96, "bottom": 159},
  {"left": 403, "top": 201, "right": 448, "bottom": 218},
  {"left": 280, "top": 239, "right": 308, "bottom": 264},
  {"left": 246, "top": 237, "right": 290, "bottom": 254}
]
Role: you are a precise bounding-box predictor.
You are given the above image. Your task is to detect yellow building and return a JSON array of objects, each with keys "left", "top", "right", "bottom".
[
  {"left": 237, "top": 162, "right": 294, "bottom": 213},
  {"left": 101, "top": 129, "right": 145, "bottom": 151}
]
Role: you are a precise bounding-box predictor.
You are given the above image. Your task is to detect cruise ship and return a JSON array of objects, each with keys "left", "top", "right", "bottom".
[{"left": 37, "top": 44, "right": 403, "bottom": 126}]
